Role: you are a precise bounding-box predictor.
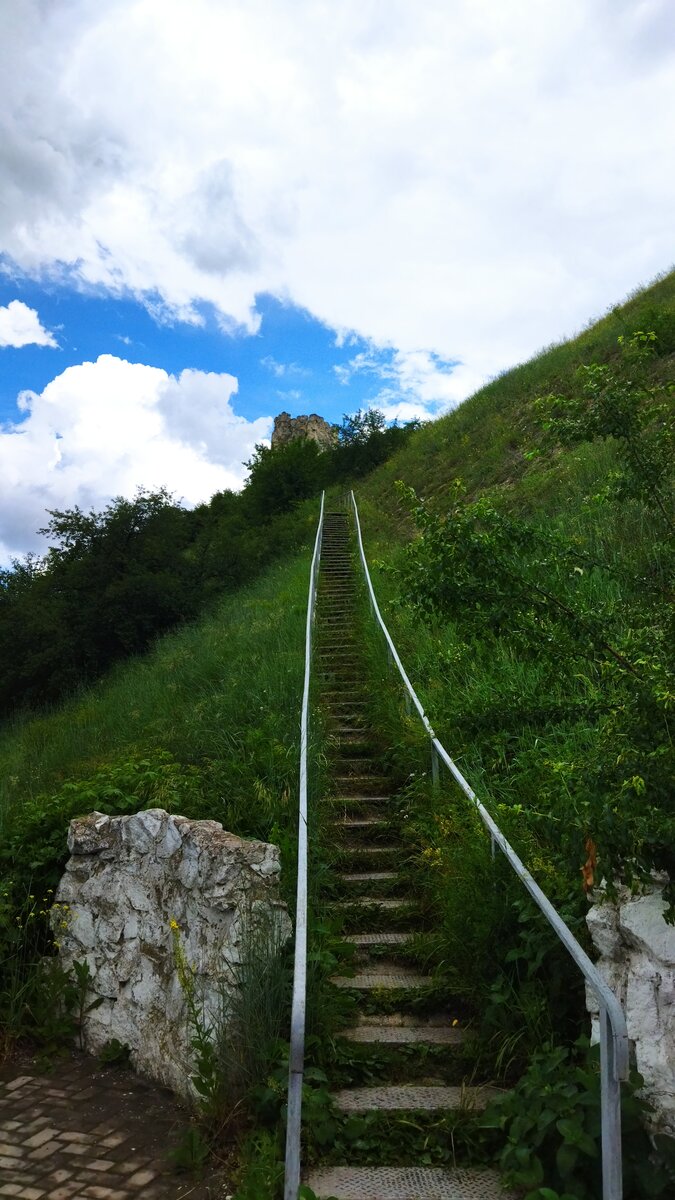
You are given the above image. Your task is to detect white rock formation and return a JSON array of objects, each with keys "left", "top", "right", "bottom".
[
  {"left": 586, "top": 877, "right": 675, "bottom": 1133},
  {"left": 54, "top": 809, "right": 291, "bottom": 1099},
  {"left": 271, "top": 410, "right": 338, "bottom": 450}
]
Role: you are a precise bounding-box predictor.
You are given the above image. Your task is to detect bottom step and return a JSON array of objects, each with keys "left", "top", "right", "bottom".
[
  {"left": 332, "top": 1084, "right": 497, "bottom": 1112},
  {"left": 306, "top": 1165, "right": 511, "bottom": 1199}
]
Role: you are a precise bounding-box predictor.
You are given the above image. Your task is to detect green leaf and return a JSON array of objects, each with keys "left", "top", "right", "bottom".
[{"left": 556, "top": 1141, "right": 578, "bottom": 1177}]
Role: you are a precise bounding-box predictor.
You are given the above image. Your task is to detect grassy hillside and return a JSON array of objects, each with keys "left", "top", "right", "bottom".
[
  {"left": 360, "top": 268, "right": 675, "bottom": 523},
  {"left": 0, "top": 547, "right": 317, "bottom": 1086},
  {"left": 0, "top": 269, "right": 672, "bottom": 1195},
  {"left": 341, "top": 271, "right": 674, "bottom": 1192},
  {"left": 353, "top": 268, "right": 673, "bottom": 899}
]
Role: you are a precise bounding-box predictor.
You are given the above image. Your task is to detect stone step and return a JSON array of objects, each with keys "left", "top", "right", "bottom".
[
  {"left": 343, "top": 1020, "right": 463, "bottom": 1046},
  {"left": 321, "top": 693, "right": 368, "bottom": 701},
  {"left": 306, "top": 1166, "right": 511, "bottom": 1200},
  {"left": 331, "top": 961, "right": 433, "bottom": 989},
  {"left": 334, "top": 897, "right": 410, "bottom": 910},
  {"left": 333, "top": 816, "right": 390, "bottom": 830},
  {"left": 340, "top": 871, "right": 398, "bottom": 883},
  {"left": 334, "top": 775, "right": 390, "bottom": 789},
  {"left": 341, "top": 932, "right": 412, "bottom": 946},
  {"left": 342, "top": 854, "right": 400, "bottom": 867},
  {"left": 328, "top": 792, "right": 391, "bottom": 803},
  {"left": 331, "top": 1084, "right": 498, "bottom": 1113},
  {"left": 320, "top": 653, "right": 359, "bottom": 662},
  {"left": 334, "top": 756, "right": 383, "bottom": 769},
  {"left": 341, "top": 840, "right": 398, "bottom": 849}
]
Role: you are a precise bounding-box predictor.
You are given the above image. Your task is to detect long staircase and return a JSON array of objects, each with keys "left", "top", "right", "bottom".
[{"left": 305, "top": 508, "right": 508, "bottom": 1200}]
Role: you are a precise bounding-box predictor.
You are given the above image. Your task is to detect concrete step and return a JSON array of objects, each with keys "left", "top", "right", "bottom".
[
  {"left": 306, "top": 1165, "right": 511, "bottom": 1199},
  {"left": 340, "top": 871, "right": 398, "bottom": 883},
  {"left": 331, "top": 961, "right": 433, "bottom": 989},
  {"left": 342, "top": 1019, "right": 463, "bottom": 1046},
  {"left": 333, "top": 775, "right": 390, "bottom": 790},
  {"left": 327, "top": 793, "right": 391, "bottom": 803},
  {"left": 341, "top": 932, "right": 412, "bottom": 946},
  {"left": 334, "top": 897, "right": 410, "bottom": 910},
  {"left": 331, "top": 1083, "right": 499, "bottom": 1113}
]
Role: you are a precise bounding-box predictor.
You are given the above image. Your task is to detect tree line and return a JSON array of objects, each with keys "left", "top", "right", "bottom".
[{"left": 0, "top": 411, "right": 417, "bottom": 717}]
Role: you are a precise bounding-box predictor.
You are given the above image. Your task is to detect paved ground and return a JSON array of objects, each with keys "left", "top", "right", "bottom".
[{"left": 0, "top": 1051, "right": 232, "bottom": 1200}]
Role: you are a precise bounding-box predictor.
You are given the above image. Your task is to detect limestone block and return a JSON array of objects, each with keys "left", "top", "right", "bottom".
[
  {"left": 54, "top": 808, "right": 291, "bottom": 1100},
  {"left": 587, "top": 899, "right": 622, "bottom": 960},
  {"left": 587, "top": 880, "right": 675, "bottom": 1134},
  {"left": 620, "top": 892, "right": 675, "bottom": 966}
]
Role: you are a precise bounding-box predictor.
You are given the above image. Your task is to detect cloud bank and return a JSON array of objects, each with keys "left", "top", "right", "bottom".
[
  {"left": 0, "top": 300, "right": 57, "bottom": 348},
  {"left": 0, "top": 356, "right": 271, "bottom": 562},
  {"left": 1, "top": 0, "right": 673, "bottom": 404}
]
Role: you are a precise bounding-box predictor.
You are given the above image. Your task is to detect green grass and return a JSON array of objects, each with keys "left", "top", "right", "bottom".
[
  {"left": 358, "top": 268, "right": 675, "bottom": 522},
  {"left": 0, "top": 550, "right": 312, "bottom": 843},
  {"left": 337, "top": 272, "right": 674, "bottom": 1108},
  {"left": 0, "top": 543, "right": 325, "bottom": 1079}
]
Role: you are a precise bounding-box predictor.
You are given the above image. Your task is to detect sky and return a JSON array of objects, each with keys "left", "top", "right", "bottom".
[{"left": 0, "top": 0, "right": 673, "bottom": 562}]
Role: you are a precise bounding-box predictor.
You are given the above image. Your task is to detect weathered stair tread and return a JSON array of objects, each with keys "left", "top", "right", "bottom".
[
  {"left": 343, "top": 1022, "right": 463, "bottom": 1045},
  {"left": 330, "top": 794, "right": 391, "bottom": 802},
  {"left": 331, "top": 963, "right": 433, "bottom": 989},
  {"left": 332, "top": 1084, "right": 499, "bottom": 1112},
  {"left": 344, "top": 845, "right": 399, "bottom": 855},
  {"left": 335, "top": 816, "right": 389, "bottom": 827},
  {"left": 306, "top": 1165, "right": 511, "bottom": 1199},
  {"left": 334, "top": 897, "right": 410, "bottom": 909},
  {"left": 340, "top": 871, "right": 398, "bottom": 883},
  {"left": 342, "top": 932, "right": 412, "bottom": 945}
]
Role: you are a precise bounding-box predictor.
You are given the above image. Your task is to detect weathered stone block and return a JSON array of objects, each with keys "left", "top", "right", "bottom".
[
  {"left": 54, "top": 809, "right": 291, "bottom": 1099},
  {"left": 587, "top": 879, "right": 675, "bottom": 1133}
]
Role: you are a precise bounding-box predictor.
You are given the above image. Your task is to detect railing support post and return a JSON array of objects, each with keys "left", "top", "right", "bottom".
[
  {"left": 600, "top": 1005, "right": 623, "bottom": 1200},
  {"left": 431, "top": 741, "right": 439, "bottom": 788}
]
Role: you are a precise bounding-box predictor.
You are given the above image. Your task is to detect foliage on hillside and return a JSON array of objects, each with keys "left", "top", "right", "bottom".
[
  {"left": 0, "top": 551, "right": 312, "bottom": 1053},
  {"left": 360, "top": 269, "right": 675, "bottom": 522},
  {"left": 346, "top": 273, "right": 674, "bottom": 1194},
  {"left": 356, "top": 272, "right": 674, "bottom": 896}
]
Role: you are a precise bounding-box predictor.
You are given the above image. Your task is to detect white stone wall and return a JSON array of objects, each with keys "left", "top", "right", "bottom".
[
  {"left": 54, "top": 809, "right": 291, "bottom": 1099},
  {"left": 586, "top": 878, "right": 675, "bottom": 1133}
]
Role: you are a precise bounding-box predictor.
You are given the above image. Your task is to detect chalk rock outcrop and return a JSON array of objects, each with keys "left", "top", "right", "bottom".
[
  {"left": 54, "top": 809, "right": 291, "bottom": 1098},
  {"left": 271, "top": 411, "right": 338, "bottom": 450},
  {"left": 586, "top": 878, "right": 675, "bottom": 1133}
]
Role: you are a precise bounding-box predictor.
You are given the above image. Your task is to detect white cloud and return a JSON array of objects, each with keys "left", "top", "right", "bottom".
[
  {"left": 261, "top": 355, "right": 310, "bottom": 378},
  {"left": 0, "top": 355, "right": 272, "bottom": 562},
  {"left": 335, "top": 346, "right": 485, "bottom": 420},
  {"left": 0, "top": 0, "right": 674, "bottom": 412},
  {"left": 0, "top": 300, "right": 57, "bottom": 348}
]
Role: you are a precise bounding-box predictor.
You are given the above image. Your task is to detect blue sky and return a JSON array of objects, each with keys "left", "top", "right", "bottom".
[
  {"left": 0, "top": 271, "right": 399, "bottom": 430},
  {"left": 0, "top": 0, "right": 673, "bottom": 561}
]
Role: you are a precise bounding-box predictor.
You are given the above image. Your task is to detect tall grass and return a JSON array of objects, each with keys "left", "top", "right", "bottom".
[
  {"left": 0, "top": 545, "right": 320, "bottom": 1070},
  {"left": 0, "top": 551, "right": 311, "bottom": 843}
]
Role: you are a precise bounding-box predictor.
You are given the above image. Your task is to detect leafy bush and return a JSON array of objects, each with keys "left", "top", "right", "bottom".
[{"left": 482, "top": 1041, "right": 675, "bottom": 1199}]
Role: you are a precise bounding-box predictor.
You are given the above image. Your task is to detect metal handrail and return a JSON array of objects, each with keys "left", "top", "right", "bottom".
[
  {"left": 350, "top": 489, "right": 629, "bottom": 1200},
  {"left": 284, "top": 491, "right": 325, "bottom": 1200}
]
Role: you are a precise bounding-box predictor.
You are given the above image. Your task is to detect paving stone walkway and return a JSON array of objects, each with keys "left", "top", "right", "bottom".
[{"left": 0, "top": 1052, "right": 231, "bottom": 1200}]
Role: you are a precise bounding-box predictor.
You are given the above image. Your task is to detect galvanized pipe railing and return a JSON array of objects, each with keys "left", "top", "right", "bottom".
[
  {"left": 284, "top": 492, "right": 325, "bottom": 1200},
  {"left": 350, "top": 490, "right": 629, "bottom": 1200}
]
